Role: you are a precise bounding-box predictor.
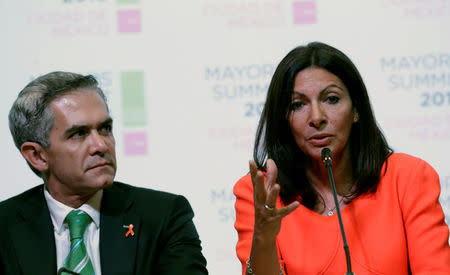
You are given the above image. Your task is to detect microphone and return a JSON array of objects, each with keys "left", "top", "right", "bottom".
[
  {"left": 321, "top": 148, "right": 354, "bottom": 275},
  {"left": 57, "top": 267, "right": 81, "bottom": 275}
]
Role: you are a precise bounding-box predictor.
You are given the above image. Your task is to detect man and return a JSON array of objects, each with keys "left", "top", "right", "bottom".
[{"left": 0, "top": 72, "right": 208, "bottom": 275}]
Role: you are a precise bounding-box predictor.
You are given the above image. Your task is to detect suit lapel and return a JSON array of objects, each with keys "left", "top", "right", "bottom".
[
  {"left": 11, "top": 186, "right": 57, "bottom": 275},
  {"left": 100, "top": 183, "right": 140, "bottom": 274}
]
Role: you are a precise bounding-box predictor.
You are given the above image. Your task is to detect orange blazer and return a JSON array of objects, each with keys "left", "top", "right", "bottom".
[{"left": 234, "top": 153, "right": 450, "bottom": 274}]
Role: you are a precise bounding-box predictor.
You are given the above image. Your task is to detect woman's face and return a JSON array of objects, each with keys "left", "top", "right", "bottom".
[{"left": 288, "top": 67, "right": 358, "bottom": 162}]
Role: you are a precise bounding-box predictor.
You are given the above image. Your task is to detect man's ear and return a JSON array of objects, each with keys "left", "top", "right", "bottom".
[{"left": 20, "top": 142, "right": 49, "bottom": 172}]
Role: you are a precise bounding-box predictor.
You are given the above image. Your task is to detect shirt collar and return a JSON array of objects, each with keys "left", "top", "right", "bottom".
[{"left": 44, "top": 188, "right": 103, "bottom": 234}]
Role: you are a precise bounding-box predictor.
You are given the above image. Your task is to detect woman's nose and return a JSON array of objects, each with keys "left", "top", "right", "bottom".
[{"left": 309, "top": 102, "right": 327, "bottom": 129}]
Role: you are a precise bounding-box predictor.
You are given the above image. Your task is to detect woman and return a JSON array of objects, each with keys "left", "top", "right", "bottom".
[{"left": 234, "top": 42, "right": 450, "bottom": 274}]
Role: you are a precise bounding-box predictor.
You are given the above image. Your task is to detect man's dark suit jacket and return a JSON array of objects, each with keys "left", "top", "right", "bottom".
[{"left": 0, "top": 182, "right": 208, "bottom": 275}]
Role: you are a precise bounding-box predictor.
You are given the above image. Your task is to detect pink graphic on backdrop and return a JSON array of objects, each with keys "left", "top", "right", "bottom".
[
  {"left": 117, "top": 10, "right": 141, "bottom": 33},
  {"left": 293, "top": 1, "right": 317, "bottom": 24},
  {"left": 124, "top": 132, "right": 147, "bottom": 155}
]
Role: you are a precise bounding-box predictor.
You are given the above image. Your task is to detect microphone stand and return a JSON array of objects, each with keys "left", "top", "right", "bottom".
[{"left": 323, "top": 151, "right": 355, "bottom": 275}]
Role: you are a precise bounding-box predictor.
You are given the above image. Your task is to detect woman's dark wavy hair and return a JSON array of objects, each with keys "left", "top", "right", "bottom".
[{"left": 253, "top": 42, "right": 392, "bottom": 208}]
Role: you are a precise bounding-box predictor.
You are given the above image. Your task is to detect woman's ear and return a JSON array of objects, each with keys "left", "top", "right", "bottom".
[
  {"left": 20, "top": 142, "right": 49, "bottom": 172},
  {"left": 353, "top": 110, "right": 359, "bottom": 123}
]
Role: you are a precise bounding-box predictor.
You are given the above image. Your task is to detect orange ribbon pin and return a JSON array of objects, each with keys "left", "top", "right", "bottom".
[{"left": 123, "top": 224, "right": 134, "bottom": 237}]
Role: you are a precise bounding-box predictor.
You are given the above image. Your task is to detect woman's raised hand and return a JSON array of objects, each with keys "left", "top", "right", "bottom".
[{"left": 250, "top": 159, "right": 300, "bottom": 241}]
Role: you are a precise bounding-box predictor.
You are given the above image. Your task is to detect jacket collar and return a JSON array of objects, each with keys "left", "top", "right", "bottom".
[
  {"left": 100, "top": 182, "right": 140, "bottom": 275},
  {"left": 13, "top": 185, "right": 57, "bottom": 275}
]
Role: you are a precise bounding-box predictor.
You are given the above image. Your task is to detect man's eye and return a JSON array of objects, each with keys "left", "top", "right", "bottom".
[
  {"left": 290, "top": 101, "right": 304, "bottom": 111},
  {"left": 72, "top": 130, "right": 87, "bottom": 138},
  {"left": 99, "top": 125, "right": 112, "bottom": 134}
]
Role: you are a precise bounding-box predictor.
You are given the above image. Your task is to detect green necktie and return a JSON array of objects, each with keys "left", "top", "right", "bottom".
[{"left": 63, "top": 209, "right": 95, "bottom": 275}]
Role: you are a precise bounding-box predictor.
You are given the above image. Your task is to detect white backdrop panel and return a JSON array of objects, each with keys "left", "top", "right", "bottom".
[{"left": 1, "top": 0, "right": 449, "bottom": 274}]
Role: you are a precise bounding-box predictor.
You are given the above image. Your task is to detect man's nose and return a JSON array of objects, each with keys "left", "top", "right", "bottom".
[{"left": 88, "top": 131, "right": 108, "bottom": 155}]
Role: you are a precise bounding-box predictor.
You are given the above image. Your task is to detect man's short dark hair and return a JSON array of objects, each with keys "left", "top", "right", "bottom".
[{"left": 8, "top": 71, "right": 108, "bottom": 177}]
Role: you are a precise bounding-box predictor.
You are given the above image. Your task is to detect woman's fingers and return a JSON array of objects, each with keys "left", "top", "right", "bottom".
[
  {"left": 250, "top": 159, "right": 299, "bottom": 220},
  {"left": 263, "top": 198, "right": 299, "bottom": 219},
  {"left": 250, "top": 159, "right": 282, "bottom": 209},
  {"left": 265, "top": 159, "right": 278, "bottom": 190},
  {"left": 249, "top": 159, "right": 299, "bottom": 240},
  {"left": 265, "top": 183, "right": 280, "bottom": 209},
  {"left": 277, "top": 201, "right": 300, "bottom": 218},
  {"left": 249, "top": 160, "right": 258, "bottom": 181},
  {"left": 255, "top": 171, "right": 268, "bottom": 204},
  {"left": 250, "top": 160, "right": 267, "bottom": 204}
]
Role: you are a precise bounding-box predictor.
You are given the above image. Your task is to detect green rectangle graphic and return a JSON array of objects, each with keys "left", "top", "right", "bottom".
[{"left": 121, "top": 71, "right": 146, "bottom": 126}]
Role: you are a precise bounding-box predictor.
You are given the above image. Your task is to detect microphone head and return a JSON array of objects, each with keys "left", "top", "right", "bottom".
[{"left": 321, "top": 147, "right": 332, "bottom": 161}]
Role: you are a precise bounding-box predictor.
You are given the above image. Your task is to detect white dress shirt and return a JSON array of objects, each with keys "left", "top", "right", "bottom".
[{"left": 44, "top": 189, "right": 103, "bottom": 275}]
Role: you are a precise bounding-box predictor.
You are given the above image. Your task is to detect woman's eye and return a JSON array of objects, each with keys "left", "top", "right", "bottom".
[
  {"left": 326, "top": 96, "right": 339, "bottom": 104},
  {"left": 290, "top": 101, "right": 304, "bottom": 110}
]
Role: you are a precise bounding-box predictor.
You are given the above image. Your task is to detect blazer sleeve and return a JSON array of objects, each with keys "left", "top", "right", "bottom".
[
  {"left": 233, "top": 174, "right": 256, "bottom": 275},
  {"left": 153, "top": 195, "right": 208, "bottom": 275},
  {"left": 398, "top": 157, "right": 450, "bottom": 274}
]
